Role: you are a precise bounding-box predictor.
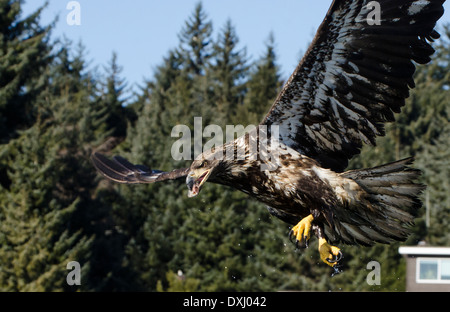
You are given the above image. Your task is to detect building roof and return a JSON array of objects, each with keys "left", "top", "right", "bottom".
[{"left": 398, "top": 246, "right": 450, "bottom": 256}]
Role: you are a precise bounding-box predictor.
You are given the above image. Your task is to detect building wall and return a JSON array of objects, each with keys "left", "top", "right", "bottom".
[{"left": 405, "top": 256, "right": 450, "bottom": 292}]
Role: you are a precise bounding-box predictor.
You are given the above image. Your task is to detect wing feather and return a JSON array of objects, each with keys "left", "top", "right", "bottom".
[
  {"left": 261, "top": 0, "right": 444, "bottom": 172},
  {"left": 91, "top": 152, "right": 189, "bottom": 184}
]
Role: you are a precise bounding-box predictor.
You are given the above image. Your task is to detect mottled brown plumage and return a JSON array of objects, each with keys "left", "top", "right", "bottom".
[{"left": 92, "top": 0, "right": 445, "bottom": 270}]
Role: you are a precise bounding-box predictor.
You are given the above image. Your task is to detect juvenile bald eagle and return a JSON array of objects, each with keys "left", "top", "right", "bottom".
[{"left": 92, "top": 0, "right": 445, "bottom": 271}]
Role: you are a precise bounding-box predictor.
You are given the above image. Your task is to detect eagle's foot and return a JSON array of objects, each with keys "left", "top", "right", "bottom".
[
  {"left": 289, "top": 214, "right": 314, "bottom": 248},
  {"left": 318, "top": 238, "right": 342, "bottom": 267}
]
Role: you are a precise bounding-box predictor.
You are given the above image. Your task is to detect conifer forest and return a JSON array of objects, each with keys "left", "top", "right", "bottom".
[{"left": 0, "top": 1, "right": 449, "bottom": 291}]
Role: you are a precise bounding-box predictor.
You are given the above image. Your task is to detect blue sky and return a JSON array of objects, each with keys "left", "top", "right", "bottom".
[{"left": 23, "top": 1, "right": 450, "bottom": 93}]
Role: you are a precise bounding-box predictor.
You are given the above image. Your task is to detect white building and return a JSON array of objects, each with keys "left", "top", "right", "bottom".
[{"left": 399, "top": 246, "right": 450, "bottom": 292}]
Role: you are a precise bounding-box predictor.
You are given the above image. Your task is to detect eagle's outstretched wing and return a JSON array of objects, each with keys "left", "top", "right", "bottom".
[
  {"left": 262, "top": 0, "right": 444, "bottom": 172},
  {"left": 91, "top": 152, "right": 189, "bottom": 184}
]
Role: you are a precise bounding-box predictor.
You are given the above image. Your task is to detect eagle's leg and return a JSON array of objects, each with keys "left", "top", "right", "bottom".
[
  {"left": 289, "top": 214, "right": 314, "bottom": 248},
  {"left": 313, "top": 224, "right": 342, "bottom": 268}
]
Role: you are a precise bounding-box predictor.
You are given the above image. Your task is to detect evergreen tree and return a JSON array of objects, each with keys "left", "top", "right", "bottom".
[
  {"left": 210, "top": 19, "right": 248, "bottom": 122},
  {"left": 413, "top": 25, "right": 450, "bottom": 246},
  {"left": 0, "top": 37, "right": 134, "bottom": 290},
  {"left": 0, "top": 43, "right": 97, "bottom": 290},
  {"left": 178, "top": 2, "right": 213, "bottom": 76},
  {"left": 104, "top": 46, "right": 191, "bottom": 290},
  {"left": 52, "top": 43, "right": 136, "bottom": 291},
  {"left": 0, "top": 115, "right": 93, "bottom": 291},
  {"left": 0, "top": 0, "right": 51, "bottom": 143},
  {"left": 237, "top": 33, "right": 281, "bottom": 126},
  {"left": 177, "top": 2, "right": 217, "bottom": 126},
  {"left": 417, "top": 123, "right": 450, "bottom": 246},
  {"left": 101, "top": 51, "right": 133, "bottom": 138}
]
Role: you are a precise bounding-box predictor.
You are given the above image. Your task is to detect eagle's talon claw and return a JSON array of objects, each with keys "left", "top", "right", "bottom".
[
  {"left": 318, "top": 238, "right": 342, "bottom": 268},
  {"left": 289, "top": 214, "right": 313, "bottom": 249},
  {"left": 327, "top": 250, "right": 343, "bottom": 263},
  {"left": 289, "top": 230, "right": 308, "bottom": 249},
  {"left": 302, "top": 235, "right": 309, "bottom": 248},
  {"left": 288, "top": 230, "right": 297, "bottom": 246}
]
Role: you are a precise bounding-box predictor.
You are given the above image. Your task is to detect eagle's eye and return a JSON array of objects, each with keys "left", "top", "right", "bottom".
[{"left": 199, "top": 160, "right": 207, "bottom": 168}]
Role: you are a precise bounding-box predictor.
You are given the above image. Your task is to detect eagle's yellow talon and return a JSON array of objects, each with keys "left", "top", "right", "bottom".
[
  {"left": 290, "top": 214, "right": 314, "bottom": 247},
  {"left": 318, "top": 238, "right": 341, "bottom": 267}
]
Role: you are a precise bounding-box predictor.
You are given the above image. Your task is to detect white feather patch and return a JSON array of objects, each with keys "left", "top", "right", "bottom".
[{"left": 407, "top": 0, "right": 430, "bottom": 16}]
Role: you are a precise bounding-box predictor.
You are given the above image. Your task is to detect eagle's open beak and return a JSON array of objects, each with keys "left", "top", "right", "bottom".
[{"left": 186, "top": 170, "right": 211, "bottom": 198}]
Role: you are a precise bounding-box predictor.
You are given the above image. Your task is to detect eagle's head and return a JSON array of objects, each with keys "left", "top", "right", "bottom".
[
  {"left": 186, "top": 158, "right": 214, "bottom": 197},
  {"left": 186, "top": 147, "right": 231, "bottom": 197}
]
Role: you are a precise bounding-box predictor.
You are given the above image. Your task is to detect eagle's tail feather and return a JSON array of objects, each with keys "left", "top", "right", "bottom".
[{"left": 336, "top": 157, "right": 425, "bottom": 245}]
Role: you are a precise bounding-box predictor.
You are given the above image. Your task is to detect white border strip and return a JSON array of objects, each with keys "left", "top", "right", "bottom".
[{"left": 399, "top": 246, "right": 450, "bottom": 256}]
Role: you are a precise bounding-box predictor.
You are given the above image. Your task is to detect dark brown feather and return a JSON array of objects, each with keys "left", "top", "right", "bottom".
[
  {"left": 91, "top": 152, "right": 189, "bottom": 184},
  {"left": 261, "top": 0, "right": 445, "bottom": 172}
]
